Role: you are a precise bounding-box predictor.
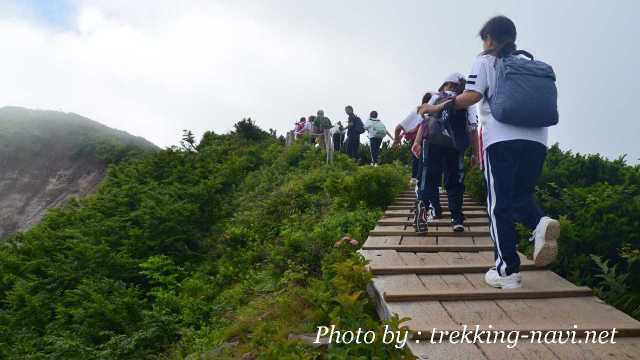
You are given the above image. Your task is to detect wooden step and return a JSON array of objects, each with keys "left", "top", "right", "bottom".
[
  {"left": 383, "top": 210, "right": 487, "bottom": 218},
  {"left": 369, "top": 225, "right": 490, "bottom": 237},
  {"left": 378, "top": 218, "right": 489, "bottom": 226},
  {"left": 362, "top": 244, "right": 495, "bottom": 252},
  {"left": 384, "top": 287, "right": 593, "bottom": 302},
  {"left": 409, "top": 325, "right": 640, "bottom": 340},
  {"left": 362, "top": 243, "right": 493, "bottom": 252},
  {"left": 370, "top": 263, "right": 538, "bottom": 275},
  {"left": 388, "top": 204, "right": 486, "bottom": 211},
  {"left": 392, "top": 201, "right": 482, "bottom": 208},
  {"left": 407, "top": 336, "right": 640, "bottom": 360},
  {"left": 396, "top": 195, "right": 475, "bottom": 201}
]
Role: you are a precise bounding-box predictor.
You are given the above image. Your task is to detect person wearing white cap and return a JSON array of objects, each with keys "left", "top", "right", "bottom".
[{"left": 412, "top": 73, "right": 478, "bottom": 233}]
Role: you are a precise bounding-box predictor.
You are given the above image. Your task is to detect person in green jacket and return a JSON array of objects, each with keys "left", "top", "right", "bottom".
[{"left": 365, "top": 111, "right": 393, "bottom": 165}]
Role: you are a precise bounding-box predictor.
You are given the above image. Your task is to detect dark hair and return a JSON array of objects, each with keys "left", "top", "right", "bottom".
[
  {"left": 421, "top": 92, "right": 432, "bottom": 104},
  {"left": 479, "top": 16, "right": 517, "bottom": 57},
  {"left": 345, "top": 105, "right": 353, "bottom": 111},
  {"left": 300, "top": 117, "right": 306, "bottom": 121},
  {"left": 370, "top": 111, "right": 378, "bottom": 118}
]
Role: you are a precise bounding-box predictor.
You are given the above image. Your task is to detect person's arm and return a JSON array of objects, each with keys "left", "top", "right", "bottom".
[
  {"left": 454, "top": 90, "right": 482, "bottom": 110},
  {"left": 411, "top": 122, "right": 426, "bottom": 158},
  {"left": 386, "top": 130, "right": 394, "bottom": 140},
  {"left": 392, "top": 124, "right": 403, "bottom": 147},
  {"left": 417, "top": 102, "right": 450, "bottom": 116}
]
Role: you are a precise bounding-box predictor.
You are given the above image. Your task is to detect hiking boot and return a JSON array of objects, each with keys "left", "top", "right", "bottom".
[
  {"left": 414, "top": 200, "right": 429, "bottom": 233},
  {"left": 452, "top": 218, "right": 465, "bottom": 232},
  {"left": 484, "top": 267, "right": 522, "bottom": 289},
  {"left": 426, "top": 206, "right": 441, "bottom": 223},
  {"left": 532, "top": 216, "right": 560, "bottom": 267}
]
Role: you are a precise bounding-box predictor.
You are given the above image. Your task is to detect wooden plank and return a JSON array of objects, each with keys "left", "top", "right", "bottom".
[
  {"left": 474, "top": 236, "right": 493, "bottom": 245},
  {"left": 388, "top": 204, "right": 486, "bottom": 211},
  {"left": 378, "top": 215, "right": 489, "bottom": 225},
  {"left": 410, "top": 325, "right": 640, "bottom": 339},
  {"left": 439, "top": 251, "right": 492, "bottom": 266},
  {"left": 408, "top": 342, "right": 488, "bottom": 360},
  {"left": 362, "top": 236, "right": 402, "bottom": 247},
  {"left": 370, "top": 263, "right": 539, "bottom": 275},
  {"left": 378, "top": 217, "right": 490, "bottom": 226},
  {"left": 393, "top": 200, "right": 481, "bottom": 206},
  {"left": 361, "top": 244, "right": 494, "bottom": 252},
  {"left": 369, "top": 227, "right": 489, "bottom": 237},
  {"left": 359, "top": 249, "right": 404, "bottom": 268},
  {"left": 544, "top": 337, "right": 640, "bottom": 359},
  {"left": 437, "top": 236, "right": 477, "bottom": 246},
  {"left": 401, "top": 236, "right": 437, "bottom": 245},
  {"left": 461, "top": 273, "right": 640, "bottom": 338},
  {"left": 383, "top": 286, "right": 593, "bottom": 302},
  {"left": 384, "top": 210, "right": 487, "bottom": 218}
]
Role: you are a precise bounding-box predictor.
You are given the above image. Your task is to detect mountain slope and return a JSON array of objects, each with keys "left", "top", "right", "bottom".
[{"left": 0, "top": 106, "right": 158, "bottom": 237}]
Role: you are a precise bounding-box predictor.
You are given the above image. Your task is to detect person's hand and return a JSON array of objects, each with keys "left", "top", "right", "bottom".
[
  {"left": 436, "top": 99, "right": 453, "bottom": 112},
  {"left": 411, "top": 142, "right": 422, "bottom": 158}
]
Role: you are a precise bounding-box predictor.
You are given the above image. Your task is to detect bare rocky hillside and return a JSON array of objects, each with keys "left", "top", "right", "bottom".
[{"left": 0, "top": 106, "right": 157, "bottom": 238}]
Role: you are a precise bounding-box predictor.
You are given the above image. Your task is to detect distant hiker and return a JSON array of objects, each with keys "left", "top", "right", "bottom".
[
  {"left": 314, "top": 110, "right": 332, "bottom": 148},
  {"left": 294, "top": 117, "right": 306, "bottom": 139},
  {"left": 306, "top": 115, "right": 316, "bottom": 143},
  {"left": 345, "top": 105, "right": 365, "bottom": 160},
  {"left": 365, "top": 111, "right": 393, "bottom": 166},
  {"left": 394, "top": 92, "right": 435, "bottom": 186},
  {"left": 413, "top": 73, "right": 478, "bottom": 233},
  {"left": 451, "top": 15, "right": 560, "bottom": 289},
  {"left": 331, "top": 121, "right": 345, "bottom": 152}
]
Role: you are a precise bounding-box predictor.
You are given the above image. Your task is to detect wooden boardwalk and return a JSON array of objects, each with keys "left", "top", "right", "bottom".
[{"left": 362, "top": 189, "right": 640, "bottom": 359}]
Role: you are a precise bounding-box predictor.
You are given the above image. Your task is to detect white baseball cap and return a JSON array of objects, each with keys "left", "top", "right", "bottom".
[{"left": 438, "top": 72, "right": 464, "bottom": 91}]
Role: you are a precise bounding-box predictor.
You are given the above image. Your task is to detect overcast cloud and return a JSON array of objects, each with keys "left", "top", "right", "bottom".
[{"left": 1, "top": 0, "right": 638, "bottom": 162}]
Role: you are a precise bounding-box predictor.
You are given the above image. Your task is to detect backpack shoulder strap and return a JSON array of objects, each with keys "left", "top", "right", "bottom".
[{"left": 511, "top": 50, "right": 534, "bottom": 60}]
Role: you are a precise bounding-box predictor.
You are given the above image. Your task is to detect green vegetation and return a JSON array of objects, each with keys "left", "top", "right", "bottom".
[
  {"left": 0, "top": 106, "right": 158, "bottom": 163},
  {"left": 0, "top": 119, "right": 410, "bottom": 359},
  {"left": 465, "top": 144, "right": 640, "bottom": 319}
]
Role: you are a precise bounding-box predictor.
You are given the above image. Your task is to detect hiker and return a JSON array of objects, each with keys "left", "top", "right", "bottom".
[
  {"left": 365, "top": 111, "right": 393, "bottom": 165},
  {"left": 314, "top": 110, "right": 332, "bottom": 148},
  {"left": 413, "top": 73, "right": 478, "bottom": 233},
  {"left": 394, "top": 92, "right": 435, "bottom": 186},
  {"left": 345, "top": 105, "right": 365, "bottom": 160},
  {"left": 331, "top": 121, "right": 345, "bottom": 152},
  {"left": 306, "top": 115, "right": 316, "bottom": 143},
  {"left": 450, "top": 15, "right": 560, "bottom": 289},
  {"left": 294, "top": 117, "right": 306, "bottom": 139}
]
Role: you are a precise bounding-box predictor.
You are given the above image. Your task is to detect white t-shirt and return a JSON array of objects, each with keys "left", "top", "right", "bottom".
[
  {"left": 465, "top": 54, "right": 548, "bottom": 150},
  {"left": 399, "top": 112, "right": 423, "bottom": 133}
]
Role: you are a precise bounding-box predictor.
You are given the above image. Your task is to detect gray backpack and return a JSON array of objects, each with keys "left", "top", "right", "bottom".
[{"left": 488, "top": 50, "right": 558, "bottom": 127}]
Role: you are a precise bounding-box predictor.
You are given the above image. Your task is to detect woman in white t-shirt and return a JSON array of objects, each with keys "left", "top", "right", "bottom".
[{"left": 449, "top": 16, "right": 560, "bottom": 289}]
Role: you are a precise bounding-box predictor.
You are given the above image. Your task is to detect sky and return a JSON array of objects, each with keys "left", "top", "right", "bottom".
[{"left": 1, "top": 0, "right": 639, "bottom": 162}]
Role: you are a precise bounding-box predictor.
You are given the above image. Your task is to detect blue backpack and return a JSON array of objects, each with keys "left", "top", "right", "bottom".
[{"left": 488, "top": 50, "right": 559, "bottom": 127}]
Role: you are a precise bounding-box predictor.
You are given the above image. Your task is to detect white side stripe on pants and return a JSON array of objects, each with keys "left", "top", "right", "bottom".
[{"left": 484, "top": 150, "right": 507, "bottom": 276}]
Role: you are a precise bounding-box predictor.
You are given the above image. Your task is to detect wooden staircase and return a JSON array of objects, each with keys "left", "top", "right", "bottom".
[{"left": 361, "top": 189, "right": 640, "bottom": 359}]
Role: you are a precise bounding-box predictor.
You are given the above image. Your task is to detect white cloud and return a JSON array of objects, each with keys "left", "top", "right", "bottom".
[
  {"left": 0, "top": 1, "right": 335, "bottom": 146},
  {"left": 1, "top": 0, "right": 639, "bottom": 163}
]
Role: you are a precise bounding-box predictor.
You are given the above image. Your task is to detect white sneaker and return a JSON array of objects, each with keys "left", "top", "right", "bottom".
[
  {"left": 484, "top": 267, "right": 522, "bottom": 289},
  {"left": 532, "top": 216, "right": 560, "bottom": 267},
  {"left": 410, "top": 178, "right": 418, "bottom": 185}
]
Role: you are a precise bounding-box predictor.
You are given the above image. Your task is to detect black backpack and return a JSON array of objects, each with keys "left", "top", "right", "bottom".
[
  {"left": 353, "top": 117, "right": 365, "bottom": 135},
  {"left": 424, "top": 93, "right": 457, "bottom": 148}
]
